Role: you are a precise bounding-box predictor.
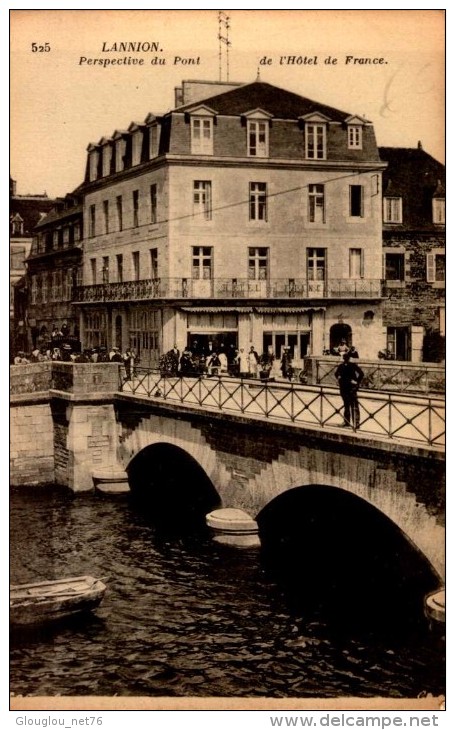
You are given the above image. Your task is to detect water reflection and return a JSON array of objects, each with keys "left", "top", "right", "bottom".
[{"left": 10, "top": 485, "right": 444, "bottom": 699}]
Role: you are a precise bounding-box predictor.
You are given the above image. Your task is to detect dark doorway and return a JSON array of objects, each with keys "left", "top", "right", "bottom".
[{"left": 329, "top": 323, "right": 352, "bottom": 352}]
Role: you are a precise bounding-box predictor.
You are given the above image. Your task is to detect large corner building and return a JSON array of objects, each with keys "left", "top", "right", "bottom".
[{"left": 70, "top": 80, "right": 386, "bottom": 364}]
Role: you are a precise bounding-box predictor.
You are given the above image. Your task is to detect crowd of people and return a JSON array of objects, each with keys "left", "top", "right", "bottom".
[
  {"left": 13, "top": 333, "right": 364, "bottom": 429},
  {"left": 159, "top": 343, "right": 277, "bottom": 380},
  {"left": 13, "top": 342, "right": 138, "bottom": 378}
]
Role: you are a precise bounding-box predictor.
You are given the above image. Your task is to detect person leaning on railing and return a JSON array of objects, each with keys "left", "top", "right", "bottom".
[{"left": 335, "top": 352, "right": 364, "bottom": 430}]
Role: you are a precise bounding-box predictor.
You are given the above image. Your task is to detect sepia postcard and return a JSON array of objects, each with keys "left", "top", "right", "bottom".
[{"left": 9, "top": 8, "right": 446, "bottom": 715}]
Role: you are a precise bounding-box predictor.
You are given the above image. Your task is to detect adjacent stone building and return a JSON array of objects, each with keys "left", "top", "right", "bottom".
[
  {"left": 379, "top": 145, "right": 445, "bottom": 361},
  {"left": 73, "top": 79, "right": 386, "bottom": 366},
  {"left": 10, "top": 178, "right": 56, "bottom": 354},
  {"left": 26, "top": 193, "right": 83, "bottom": 350}
]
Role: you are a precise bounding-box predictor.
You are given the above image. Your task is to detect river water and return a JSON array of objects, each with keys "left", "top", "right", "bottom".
[{"left": 10, "top": 485, "right": 444, "bottom": 699}]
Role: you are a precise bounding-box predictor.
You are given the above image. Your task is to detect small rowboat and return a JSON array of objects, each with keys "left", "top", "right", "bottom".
[{"left": 10, "top": 575, "right": 107, "bottom": 627}]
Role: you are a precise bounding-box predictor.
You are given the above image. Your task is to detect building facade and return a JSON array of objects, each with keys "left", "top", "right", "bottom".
[
  {"left": 26, "top": 194, "right": 83, "bottom": 350},
  {"left": 73, "top": 80, "right": 386, "bottom": 367},
  {"left": 379, "top": 145, "right": 445, "bottom": 362},
  {"left": 10, "top": 178, "right": 56, "bottom": 354}
]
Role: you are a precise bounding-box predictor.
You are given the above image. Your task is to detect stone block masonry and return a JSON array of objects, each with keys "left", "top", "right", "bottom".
[{"left": 10, "top": 402, "right": 55, "bottom": 485}]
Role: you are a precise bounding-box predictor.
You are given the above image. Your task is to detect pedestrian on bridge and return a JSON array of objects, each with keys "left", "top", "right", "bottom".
[{"left": 335, "top": 352, "right": 364, "bottom": 430}]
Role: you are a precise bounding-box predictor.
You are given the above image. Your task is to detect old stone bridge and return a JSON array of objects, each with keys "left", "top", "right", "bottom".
[{"left": 10, "top": 362, "right": 445, "bottom": 584}]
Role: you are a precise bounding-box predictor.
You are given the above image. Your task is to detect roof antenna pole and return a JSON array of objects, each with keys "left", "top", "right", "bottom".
[{"left": 218, "top": 11, "right": 231, "bottom": 82}]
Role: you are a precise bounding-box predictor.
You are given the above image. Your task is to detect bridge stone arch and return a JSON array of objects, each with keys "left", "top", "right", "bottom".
[
  {"left": 127, "top": 442, "right": 221, "bottom": 529},
  {"left": 115, "top": 402, "right": 444, "bottom": 578},
  {"left": 257, "top": 484, "right": 441, "bottom": 626}
]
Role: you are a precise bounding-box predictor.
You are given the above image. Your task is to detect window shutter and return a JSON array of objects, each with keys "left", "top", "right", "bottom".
[
  {"left": 426, "top": 253, "right": 435, "bottom": 282},
  {"left": 360, "top": 249, "right": 365, "bottom": 278},
  {"left": 382, "top": 253, "right": 386, "bottom": 280}
]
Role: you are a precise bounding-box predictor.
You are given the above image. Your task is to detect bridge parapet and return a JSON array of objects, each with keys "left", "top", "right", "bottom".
[
  {"left": 120, "top": 369, "right": 445, "bottom": 451},
  {"left": 303, "top": 356, "right": 445, "bottom": 394}
]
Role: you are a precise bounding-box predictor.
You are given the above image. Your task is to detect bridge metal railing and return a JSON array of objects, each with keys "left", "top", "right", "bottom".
[
  {"left": 311, "top": 358, "right": 445, "bottom": 394},
  {"left": 119, "top": 369, "right": 445, "bottom": 449}
]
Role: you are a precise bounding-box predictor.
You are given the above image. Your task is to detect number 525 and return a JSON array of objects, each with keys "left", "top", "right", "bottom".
[{"left": 31, "top": 42, "right": 51, "bottom": 52}]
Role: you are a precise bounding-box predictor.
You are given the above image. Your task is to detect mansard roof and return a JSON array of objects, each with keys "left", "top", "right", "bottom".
[
  {"left": 379, "top": 146, "right": 445, "bottom": 195},
  {"left": 176, "top": 81, "right": 357, "bottom": 123},
  {"left": 379, "top": 145, "right": 445, "bottom": 229},
  {"left": 10, "top": 195, "right": 56, "bottom": 237}
]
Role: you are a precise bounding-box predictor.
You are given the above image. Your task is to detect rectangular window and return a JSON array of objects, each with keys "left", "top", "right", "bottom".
[
  {"left": 102, "top": 145, "right": 112, "bottom": 177},
  {"left": 248, "top": 247, "right": 269, "bottom": 280},
  {"left": 116, "top": 254, "right": 123, "bottom": 283},
  {"left": 52, "top": 230, "right": 59, "bottom": 249},
  {"left": 115, "top": 139, "right": 126, "bottom": 172},
  {"left": 150, "top": 184, "right": 157, "bottom": 224},
  {"left": 132, "top": 251, "right": 140, "bottom": 281},
  {"left": 383, "top": 197, "right": 402, "bottom": 223},
  {"left": 248, "top": 120, "right": 268, "bottom": 157},
  {"left": 133, "top": 190, "right": 139, "bottom": 228},
  {"left": 150, "top": 248, "right": 158, "bottom": 279},
  {"left": 306, "top": 124, "right": 326, "bottom": 159},
  {"left": 349, "top": 185, "right": 364, "bottom": 217},
  {"left": 31, "top": 275, "right": 38, "bottom": 305},
  {"left": 62, "top": 227, "right": 70, "bottom": 246},
  {"left": 192, "top": 246, "right": 213, "bottom": 279},
  {"left": 116, "top": 195, "right": 123, "bottom": 231},
  {"left": 73, "top": 223, "right": 81, "bottom": 242},
  {"left": 132, "top": 131, "right": 142, "bottom": 166},
  {"left": 427, "top": 253, "right": 445, "bottom": 283},
  {"left": 149, "top": 125, "right": 158, "bottom": 158},
  {"left": 307, "top": 248, "right": 326, "bottom": 282},
  {"left": 89, "top": 204, "right": 96, "bottom": 237},
  {"left": 90, "top": 258, "right": 97, "bottom": 285},
  {"left": 89, "top": 151, "right": 99, "bottom": 181},
  {"left": 193, "top": 181, "right": 212, "bottom": 220},
  {"left": 308, "top": 184, "right": 325, "bottom": 223},
  {"left": 349, "top": 248, "right": 364, "bottom": 278},
  {"left": 249, "top": 182, "right": 267, "bottom": 221},
  {"left": 102, "top": 256, "right": 109, "bottom": 284},
  {"left": 432, "top": 198, "right": 445, "bottom": 224},
  {"left": 191, "top": 117, "right": 213, "bottom": 155},
  {"left": 384, "top": 253, "right": 405, "bottom": 281},
  {"left": 103, "top": 200, "right": 109, "bottom": 234},
  {"left": 348, "top": 126, "right": 362, "bottom": 149}
]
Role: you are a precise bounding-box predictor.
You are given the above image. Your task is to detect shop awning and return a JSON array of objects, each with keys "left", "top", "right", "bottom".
[
  {"left": 180, "top": 306, "right": 253, "bottom": 313},
  {"left": 254, "top": 306, "right": 325, "bottom": 314}
]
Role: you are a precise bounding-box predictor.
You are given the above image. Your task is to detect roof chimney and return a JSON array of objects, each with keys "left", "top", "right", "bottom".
[{"left": 417, "top": 140, "right": 423, "bottom": 150}]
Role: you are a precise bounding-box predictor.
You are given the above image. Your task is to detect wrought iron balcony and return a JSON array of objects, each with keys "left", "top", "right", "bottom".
[{"left": 73, "top": 277, "right": 382, "bottom": 303}]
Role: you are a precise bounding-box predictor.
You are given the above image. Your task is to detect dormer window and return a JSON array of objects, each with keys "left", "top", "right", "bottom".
[
  {"left": 301, "top": 114, "right": 330, "bottom": 160},
  {"left": 306, "top": 124, "right": 326, "bottom": 159},
  {"left": 191, "top": 117, "right": 213, "bottom": 155},
  {"left": 114, "top": 135, "right": 127, "bottom": 172},
  {"left": 130, "top": 127, "right": 143, "bottom": 166},
  {"left": 188, "top": 107, "right": 216, "bottom": 155},
  {"left": 433, "top": 198, "right": 445, "bottom": 224},
  {"left": 149, "top": 125, "right": 159, "bottom": 158},
  {"left": 88, "top": 148, "right": 99, "bottom": 181},
  {"left": 383, "top": 197, "right": 402, "bottom": 223},
  {"left": 98, "top": 138, "right": 112, "bottom": 177},
  {"left": 10, "top": 213, "right": 24, "bottom": 236},
  {"left": 144, "top": 114, "right": 161, "bottom": 159},
  {"left": 345, "top": 116, "right": 366, "bottom": 150},
  {"left": 348, "top": 125, "right": 362, "bottom": 149},
  {"left": 248, "top": 120, "right": 268, "bottom": 157}
]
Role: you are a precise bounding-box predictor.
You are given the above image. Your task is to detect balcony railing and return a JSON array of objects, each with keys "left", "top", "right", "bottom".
[
  {"left": 119, "top": 369, "right": 444, "bottom": 450},
  {"left": 74, "top": 277, "right": 382, "bottom": 303}
]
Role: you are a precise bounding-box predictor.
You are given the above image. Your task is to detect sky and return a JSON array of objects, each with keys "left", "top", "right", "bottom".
[{"left": 10, "top": 8, "right": 445, "bottom": 198}]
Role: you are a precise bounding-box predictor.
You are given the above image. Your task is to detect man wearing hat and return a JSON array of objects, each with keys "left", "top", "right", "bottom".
[{"left": 109, "top": 346, "right": 123, "bottom": 363}]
